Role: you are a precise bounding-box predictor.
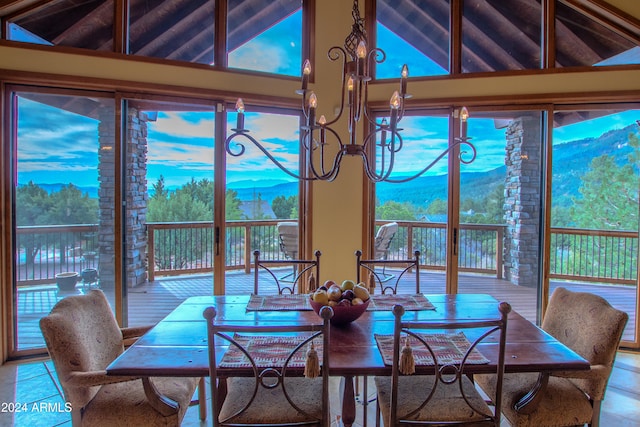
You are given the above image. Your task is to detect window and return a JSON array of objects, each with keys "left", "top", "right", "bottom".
[
  {"left": 373, "top": 0, "right": 640, "bottom": 76},
  {"left": 8, "top": 0, "right": 114, "bottom": 50},
  {"left": 462, "top": 0, "right": 542, "bottom": 72},
  {"left": 12, "top": 89, "right": 116, "bottom": 350},
  {"left": 128, "top": 0, "right": 215, "bottom": 64},
  {"left": 376, "top": 0, "right": 449, "bottom": 78},
  {"left": 227, "top": 0, "right": 303, "bottom": 75},
  {"left": 7, "top": 0, "right": 306, "bottom": 77},
  {"left": 555, "top": 2, "right": 640, "bottom": 67}
]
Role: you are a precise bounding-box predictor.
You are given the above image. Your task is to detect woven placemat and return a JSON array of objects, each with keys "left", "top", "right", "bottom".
[
  {"left": 375, "top": 332, "right": 489, "bottom": 366},
  {"left": 246, "top": 294, "right": 312, "bottom": 311},
  {"left": 368, "top": 294, "right": 435, "bottom": 311},
  {"left": 246, "top": 293, "right": 435, "bottom": 312},
  {"left": 219, "top": 334, "right": 322, "bottom": 368}
]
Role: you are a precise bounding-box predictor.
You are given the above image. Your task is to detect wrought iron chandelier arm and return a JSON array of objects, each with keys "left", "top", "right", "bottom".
[
  {"left": 360, "top": 129, "right": 401, "bottom": 182},
  {"left": 225, "top": 131, "right": 314, "bottom": 181},
  {"left": 320, "top": 46, "right": 349, "bottom": 128},
  {"left": 382, "top": 138, "right": 477, "bottom": 184},
  {"left": 304, "top": 125, "right": 344, "bottom": 181},
  {"left": 361, "top": 47, "right": 386, "bottom": 125}
]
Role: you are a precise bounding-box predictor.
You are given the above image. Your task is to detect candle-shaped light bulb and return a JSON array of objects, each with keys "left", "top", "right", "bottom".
[
  {"left": 400, "top": 64, "right": 409, "bottom": 96},
  {"left": 235, "top": 98, "right": 245, "bottom": 130},
  {"left": 460, "top": 106, "right": 469, "bottom": 140},
  {"left": 460, "top": 106, "right": 469, "bottom": 121},
  {"left": 356, "top": 40, "right": 367, "bottom": 76},
  {"left": 318, "top": 115, "right": 327, "bottom": 143},
  {"left": 308, "top": 92, "right": 317, "bottom": 126},
  {"left": 356, "top": 41, "right": 367, "bottom": 59},
  {"left": 347, "top": 75, "right": 355, "bottom": 106},
  {"left": 301, "top": 59, "right": 311, "bottom": 91},
  {"left": 235, "top": 98, "right": 245, "bottom": 113},
  {"left": 389, "top": 91, "right": 400, "bottom": 130},
  {"left": 390, "top": 91, "right": 401, "bottom": 110}
]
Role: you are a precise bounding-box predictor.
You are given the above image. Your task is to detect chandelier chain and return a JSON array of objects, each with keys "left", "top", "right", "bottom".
[{"left": 344, "top": 0, "right": 367, "bottom": 61}]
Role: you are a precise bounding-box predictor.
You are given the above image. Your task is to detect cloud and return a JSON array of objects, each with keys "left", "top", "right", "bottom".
[
  {"left": 152, "top": 112, "right": 215, "bottom": 138},
  {"left": 229, "top": 42, "right": 294, "bottom": 74},
  {"left": 17, "top": 99, "right": 102, "bottom": 172}
]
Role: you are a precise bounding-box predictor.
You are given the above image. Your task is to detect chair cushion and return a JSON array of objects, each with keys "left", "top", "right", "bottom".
[
  {"left": 542, "top": 287, "right": 628, "bottom": 400},
  {"left": 375, "top": 375, "right": 492, "bottom": 425},
  {"left": 82, "top": 376, "right": 198, "bottom": 426},
  {"left": 475, "top": 372, "right": 593, "bottom": 427},
  {"left": 40, "top": 290, "right": 125, "bottom": 409},
  {"left": 219, "top": 377, "right": 324, "bottom": 425}
]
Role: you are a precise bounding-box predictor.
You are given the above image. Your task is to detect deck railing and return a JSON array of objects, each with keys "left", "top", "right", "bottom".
[
  {"left": 16, "top": 224, "right": 99, "bottom": 285},
  {"left": 15, "top": 220, "right": 638, "bottom": 286}
]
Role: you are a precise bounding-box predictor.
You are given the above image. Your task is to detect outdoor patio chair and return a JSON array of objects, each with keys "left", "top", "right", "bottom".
[
  {"left": 80, "top": 268, "right": 100, "bottom": 291},
  {"left": 253, "top": 249, "right": 321, "bottom": 295},
  {"left": 203, "top": 304, "right": 333, "bottom": 426},
  {"left": 40, "top": 289, "right": 205, "bottom": 426},
  {"left": 375, "top": 302, "right": 511, "bottom": 427},
  {"left": 370, "top": 222, "right": 399, "bottom": 283},
  {"left": 475, "top": 287, "right": 628, "bottom": 427},
  {"left": 277, "top": 221, "right": 299, "bottom": 282}
]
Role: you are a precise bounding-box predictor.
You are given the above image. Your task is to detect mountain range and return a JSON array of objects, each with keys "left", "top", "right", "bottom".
[
  {"left": 231, "top": 122, "right": 637, "bottom": 209},
  {"left": 29, "top": 123, "right": 637, "bottom": 210}
]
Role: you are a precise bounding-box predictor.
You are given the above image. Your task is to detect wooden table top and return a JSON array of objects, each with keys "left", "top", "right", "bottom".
[{"left": 107, "top": 293, "right": 589, "bottom": 378}]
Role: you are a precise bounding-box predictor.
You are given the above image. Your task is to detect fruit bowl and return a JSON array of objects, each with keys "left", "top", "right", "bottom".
[{"left": 310, "top": 297, "right": 370, "bottom": 326}]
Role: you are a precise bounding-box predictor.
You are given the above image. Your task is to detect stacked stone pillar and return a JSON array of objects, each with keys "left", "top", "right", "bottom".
[
  {"left": 503, "top": 116, "right": 541, "bottom": 288},
  {"left": 97, "top": 104, "right": 116, "bottom": 289},
  {"left": 124, "top": 108, "right": 149, "bottom": 287},
  {"left": 97, "top": 106, "right": 149, "bottom": 288}
]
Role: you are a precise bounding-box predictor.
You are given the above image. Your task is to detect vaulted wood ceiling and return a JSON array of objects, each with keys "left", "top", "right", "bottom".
[{"left": 3, "top": 0, "right": 639, "bottom": 69}]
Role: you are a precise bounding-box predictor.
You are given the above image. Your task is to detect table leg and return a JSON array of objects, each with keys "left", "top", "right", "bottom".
[
  {"left": 340, "top": 375, "right": 356, "bottom": 427},
  {"left": 514, "top": 372, "right": 549, "bottom": 414},
  {"left": 141, "top": 377, "right": 179, "bottom": 416}
]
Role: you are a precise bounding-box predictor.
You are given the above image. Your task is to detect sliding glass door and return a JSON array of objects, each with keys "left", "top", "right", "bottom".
[
  {"left": 457, "top": 109, "right": 544, "bottom": 323},
  {"left": 374, "top": 110, "right": 451, "bottom": 294},
  {"left": 224, "top": 105, "right": 302, "bottom": 295},
  {"left": 10, "top": 87, "right": 116, "bottom": 354},
  {"left": 550, "top": 106, "right": 639, "bottom": 347},
  {"left": 123, "top": 98, "right": 216, "bottom": 326}
]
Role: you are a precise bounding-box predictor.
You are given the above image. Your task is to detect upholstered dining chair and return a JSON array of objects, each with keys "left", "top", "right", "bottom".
[
  {"left": 475, "top": 287, "right": 628, "bottom": 427},
  {"left": 40, "top": 289, "right": 204, "bottom": 426},
  {"left": 203, "top": 304, "right": 333, "bottom": 427},
  {"left": 375, "top": 302, "right": 511, "bottom": 426},
  {"left": 253, "top": 249, "right": 321, "bottom": 294},
  {"left": 356, "top": 249, "right": 421, "bottom": 294}
]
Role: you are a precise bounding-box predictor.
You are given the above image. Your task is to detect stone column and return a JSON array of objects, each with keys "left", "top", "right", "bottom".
[
  {"left": 125, "top": 108, "right": 149, "bottom": 287},
  {"left": 503, "top": 116, "right": 541, "bottom": 288},
  {"left": 97, "top": 104, "right": 115, "bottom": 289}
]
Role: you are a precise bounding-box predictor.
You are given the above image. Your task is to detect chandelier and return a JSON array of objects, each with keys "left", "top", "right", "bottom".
[{"left": 225, "top": 0, "right": 476, "bottom": 183}]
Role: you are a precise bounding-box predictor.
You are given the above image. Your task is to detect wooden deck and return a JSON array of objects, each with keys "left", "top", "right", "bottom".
[{"left": 15, "top": 269, "right": 638, "bottom": 351}]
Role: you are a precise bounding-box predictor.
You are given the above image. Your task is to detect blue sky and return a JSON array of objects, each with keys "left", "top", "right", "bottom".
[{"left": 14, "top": 12, "right": 640, "bottom": 190}]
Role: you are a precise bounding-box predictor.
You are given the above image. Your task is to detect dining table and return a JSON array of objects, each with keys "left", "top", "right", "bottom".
[{"left": 107, "top": 293, "right": 590, "bottom": 427}]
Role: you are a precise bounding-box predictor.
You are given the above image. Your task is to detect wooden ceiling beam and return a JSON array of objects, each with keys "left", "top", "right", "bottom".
[
  {"left": 131, "top": 1, "right": 212, "bottom": 59},
  {"left": 51, "top": 0, "right": 114, "bottom": 47}
]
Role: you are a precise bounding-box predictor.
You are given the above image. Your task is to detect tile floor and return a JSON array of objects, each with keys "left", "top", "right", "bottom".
[{"left": 0, "top": 350, "right": 639, "bottom": 426}]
